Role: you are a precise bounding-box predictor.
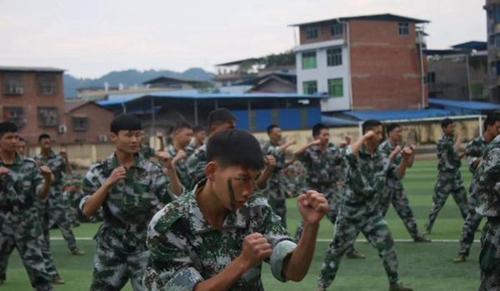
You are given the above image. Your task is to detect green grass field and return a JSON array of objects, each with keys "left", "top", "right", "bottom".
[{"left": 2, "top": 160, "right": 482, "bottom": 290}]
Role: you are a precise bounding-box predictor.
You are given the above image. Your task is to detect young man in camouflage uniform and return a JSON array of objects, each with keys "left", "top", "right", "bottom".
[
  {"left": 261, "top": 124, "right": 296, "bottom": 229},
  {"left": 144, "top": 129, "right": 329, "bottom": 291},
  {"left": 139, "top": 132, "right": 165, "bottom": 160},
  {"left": 36, "top": 134, "right": 84, "bottom": 257},
  {"left": 0, "top": 122, "right": 55, "bottom": 290},
  {"left": 167, "top": 122, "right": 194, "bottom": 188},
  {"left": 316, "top": 120, "right": 414, "bottom": 291},
  {"left": 379, "top": 123, "right": 429, "bottom": 242},
  {"left": 80, "top": 114, "right": 183, "bottom": 291},
  {"left": 187, "top": 108, "right": 236, "bottom": 188},
  {"left": 475, "top": 133, "right": 500, "bottom": 290},
  {"left": 425, "top": 118, "right": 468, "bottom": 234},
  {"left": 454, "top": 115, "right": 500, "bottom": 263},
  {"left": 293, "top": 123, "right": 364, "bottom": 258},
  {"left": 190, "top": 125, "right": 206, "bottom": 150}
]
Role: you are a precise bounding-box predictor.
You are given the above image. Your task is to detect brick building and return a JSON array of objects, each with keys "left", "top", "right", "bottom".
[
  {"left": 0, "top": 66, "right": 66, "bottom": 144},
  {"left": 484, "top": 0, "right": 500, "bottom": 102},
  {"left": 64, "top": 100, "right": 115, "bottom": 144},
  {"left": 290, "top": 13, "right": 429, "bottom": 112}
]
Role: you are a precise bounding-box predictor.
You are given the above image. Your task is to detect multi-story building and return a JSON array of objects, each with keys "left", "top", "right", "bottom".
[
  {"left": 484, "top": 0, "right": 500, "bottom": 102},
  {"left": 0, "top": 66, "right": 66, "bottom": 144},
  {"left": 290, "top": 13, "right": 429, "bottom": 112}
]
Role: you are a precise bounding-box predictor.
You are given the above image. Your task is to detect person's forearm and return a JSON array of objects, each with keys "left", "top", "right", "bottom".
[
  {"left": 194, "top": 257, "right": 248, "bottom": 291},
  {"left": 350, "top": 136, "right": 366, "bottom": 156},
  {"left": 257, "top": 167, "right": 273, "bottom": 188},
  {"left": 408, "top": 152, "right": 415, "bottom": 168},
  {"left": 283, "top": 222, "right": 319, "bottom": 281},
  {"left": 166, "top": 166, "right": 183, "bottom": 196},
  {"left": 293, "top": 143, "right": 312, "bottom": 157},
  {"left": 159, "top": 139, "right": 165, "bottom": 152},
  {"left": 65, "top": 160, "right": 72, "bottom": 174},
  {"left": 278, "top": 141, "right": 295, "bottom": 153},
  {"left": 396, "top": 159, "right": 410, "bottom": 177},
  {"left": 82, "top": 183, "right": 110, "bottom": 218},
  {"left": 39, "top": 179, "right": 52, "bottom": 199}
]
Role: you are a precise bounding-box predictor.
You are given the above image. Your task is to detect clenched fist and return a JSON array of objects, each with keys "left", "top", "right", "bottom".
[
  {"left": 297, "top": 190, "right": 329, "bottom": 224},
  {"left": 238, "top": 233, "right": 272, "bottom": 270}
]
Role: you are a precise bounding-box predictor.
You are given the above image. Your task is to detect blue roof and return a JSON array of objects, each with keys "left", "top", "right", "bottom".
[
  {"left": 321, "top": 115, "right": 359, "bottom": 126},
  {"left": 343, "top": 109, "right": 451, "bottom": 121},
  {"left": 429, "top": 98, "right": 500, "bottom": 111}
]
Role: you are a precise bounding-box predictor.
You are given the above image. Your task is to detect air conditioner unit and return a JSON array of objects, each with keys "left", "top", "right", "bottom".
[
  {"left": 58, "top": 124, "right": 67, "bottom": 134},
  {"left": 98, "top": 134, "right": 108, "bottom": 142},
  {"left": 15, "top": 87, "right": 23, "bottom": 94}
]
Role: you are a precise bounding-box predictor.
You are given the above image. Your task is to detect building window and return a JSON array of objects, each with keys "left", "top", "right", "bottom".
[
  {"left": 3, "top": 73, "right": 23, "bottom": 95},
  {"left": 327, "top": 47, "right": 342, "bottom": 67},
  {"left": 495, "top": 36, "right": 500, "bottom": 49},
  {"left": 38, "top": 107, "right": 59, "bottom": 127},
  {"left": 38, "top": 74, "right": 57, "bottom": 95},
  {"left": 330, "top": 23, "right": 343, "bottom": 37},
  {"left": 427, "top": 72, "right": 436, "bottom": 84},
  {"left": 302, "top": 52, "right": 317, "bottom": 69},
  {"left": 303, "top": 81, "right": 318, "bottom": 95},
  {"left": 328, "top": 78, "right": 343, "bottom": 97},
  {"left": 305, "top": 27, "right": 318, "bottom": 40},
  {"left": 495, "top": 5, "right": 500, "bottom": 23},
  {"left": 399, "top": 22, "right": 409, "bottom": 36},
  {"left": 496, "top": 61, "right": 500, "bottom": 76},
  {"left": 2, "top": 107, "right": 25, "bottom": 128},
  {"left": 72, "top": 116, "right": 89, "bottom": 131}
]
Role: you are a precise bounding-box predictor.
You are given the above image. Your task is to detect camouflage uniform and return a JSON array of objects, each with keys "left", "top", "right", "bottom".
[
  {"left": 457, "top": 136, "right": 487, "bottom": 258},
  {"left": 475, "top": 135, "right": 500, "bottom": 290},
  {"left": 0, "top": 154, "right": 53, "bottom": 290},
  {"left": 80, "top": 153, "right": 178, "bottom": 290},
  {"left": 35, "top": 151, "right": 79, "bottom": 253},
  {"left": 143, "top": 180, "right": 297, "bottom": 291},
  {"left": 262, "top": 141, "right": 288, "bottom": 229},
  {"left": 293, "top": 143, "right": 345, "bottom": 240},
  {"left": 317, "top": 145, "right": 401, "bottom": 289},
  {"left": 425, "top": 134, "right": 468, "bottom": 232},
  {"left": 167, "top": 144, "right": 193, "bottom": 189},
  {"left": 281, "top": 160, "right": 306, "bottom": 198},
  {"left": 187, "top": 144, "right": 208, "bottom": 189},
  {"left": 140, "top": 144, "right": 156, "bottom": 160},
  {"left": 378, "top": 140, "right": 421, "bottom": 240}
]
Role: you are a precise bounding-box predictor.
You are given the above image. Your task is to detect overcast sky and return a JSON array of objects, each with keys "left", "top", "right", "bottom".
[{"left": 0, "top": 0, "right": 486, "bottom": 78}]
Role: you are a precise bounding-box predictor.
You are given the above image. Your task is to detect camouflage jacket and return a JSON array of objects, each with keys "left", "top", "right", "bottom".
[
  {"left": 296, "top": 143, "right": 344, "bottom": 186},
  {"left": 476, "top": 135, "right": 500, "bottom": 217},
  {"left": 0, "top": 154, "right": 44, "bottom": 217},
  {"left": 465, "top": 136, "right": 487, "bottom": 174},
  {"left": 167, "top": 144, "right": 193, "bottom": 189},
  {"left": 436, "top": 134, "right": 461, "bottom": 172},
  {"left": 80, "top": 153, "right": 177, "bottom": 253},
  {"left": 262, "top": 141, "right": 287, "bottom": 198},
  {"left": 140, "top": 144, "right": 156, "bottom": 160},
  {"left": 378, "top": 140, "right": 403, "bottom": 189},
  {"left": 35, "top": 150, "right": 67, "bottom": 188},
  {"left": 186, "top": 144, "right": 208, "bottom": 189},
  {"left": 144, "top": 180, "right": 297, "bottom": 291},
  {"left": 343, "top": 145, "right": 397, "bottom": 211}
]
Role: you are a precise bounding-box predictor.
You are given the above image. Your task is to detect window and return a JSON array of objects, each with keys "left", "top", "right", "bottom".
[
  {"left": 3, "top": 73, "right": 23, "bottom": 95},
  {"left": 427, "top": 72, "right": 436, "bottom": 84},
  {"left": 305, "top": 27, "right": 318, "bottom": 40},
  {"left": 303, "top": 81, "right": 318, "bottom": 95},
  {"left": 327, "top": 47, "right": 342, "bottom": 67},
  {"left": 38, "top": 107, "right": 59, "bottom": 127},
  {"left": 72, "top": 116, "right": 89, "bottom": 131},
  {"left": 302, "top": 52, "right": 317, "bottom": 69},
  {"left": 494, "top": 5, "right": 500, "bottom": 23},
  {"left": 328, "top": 78, "right": 343, "bottom": 97},
  {"left": 38, "top": 74, "right": 57, "bottom": 95},
  {"left": 496, "top": 61, "right": 500, "bottom": 76},
  {"left": 330, "top": 23, "right": 343, "bottom": 37},
  {"left": 2, "top": 107, "right": 25, "bottom": 128},
  {"left": 495, "top": 36, "right": 500, "bottom": 49},
  {"left": 399, "top": 22, "right": 409, "bottom": 36}
]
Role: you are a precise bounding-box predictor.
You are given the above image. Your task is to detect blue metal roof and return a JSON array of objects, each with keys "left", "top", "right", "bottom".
[
  {"left": 429, "top": 98, "right": 500, "bottom": 111},
  {"left": 321, "top": 115, "right": 359, "bottom": 126},
  {"left": 343, "top": 109, "right": 451, "bottom": 121}
]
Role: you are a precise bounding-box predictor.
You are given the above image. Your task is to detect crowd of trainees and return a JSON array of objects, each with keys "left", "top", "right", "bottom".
[{"left": 2, "top": 109, "right": 500, "bottom": 291}]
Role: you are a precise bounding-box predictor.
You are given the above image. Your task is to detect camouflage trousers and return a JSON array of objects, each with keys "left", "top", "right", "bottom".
[
  {"left": 426, "top": 171, "right": 468, "bottom": 232},
  {"left": 380, "top": 186, "right": 420, "bottom": 239},
  {"left": 479, "top": 218, "right": 500, "bottom": 291},
  {"left": 39, "top": 201, "right": 60, "bottom": 278},
  {"left": 49, "top": 200, "right": 78, "bottom": 252},
  {"left": 90, "top": 243, "right": 149, "bottom": 291},
  {"left": 458, "top": 187, "right": 482, "bottom": 257},
  {"left": 0, "top": 210, "right": 54, "bottom": 291},
  {"left": 317, "top": 204, "right": 399, "bottom": 289}
]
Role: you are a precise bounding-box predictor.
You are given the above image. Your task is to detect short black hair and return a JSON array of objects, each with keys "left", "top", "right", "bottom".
[
  {"left": 266, "top": 124, "right": 279, "bottom": 135},
  {"left": 38, "top": 133, "right": 51, "bottom": 143},
  {"left": 312, "top": 123, "right": 328, "bottom": 137},
  {"left": 110, "top": 114, "right": 142, "bottom": 134},
  {"left": 0, "top": 121, "right": 18, "bottom": 138},
  {"left": 441, "top": 118, "right": 454, "bottom": 129},
  {"left": 174, "top": 122, "right": 192, "bottom": 132},
  {"left": 386, "top": 123, "right": 401, "bottom": 134},
  {"left": 362, "top": 119, "right": 382, "bottom": 134},
  {"left": 193, "top": 126, "right": 205, "bottom": 134},
  {"left": 484, "top": 115, "right": 499, "bottom": 132},
  {"left": 207, "top": 129, "right": 265, "bottom": 170},
  {"left": 18, "top": 137, "right": 26, "bottom": 143},
  {"left": 208, "top": 108, "right": 236, "bottom": 127}
]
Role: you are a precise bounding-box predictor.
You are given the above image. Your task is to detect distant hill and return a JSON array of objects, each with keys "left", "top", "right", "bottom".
[{"left": 63, "top": 68, "right": 215, "bottom": 98}]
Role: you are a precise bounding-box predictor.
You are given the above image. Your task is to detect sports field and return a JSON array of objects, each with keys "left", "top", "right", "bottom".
[{"left": 2, "top": 160, "right": 482, "bottom": 290}]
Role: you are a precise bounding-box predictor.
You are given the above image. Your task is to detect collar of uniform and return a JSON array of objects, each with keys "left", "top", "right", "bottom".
[
  {"left": 441, "top": 134, "right": 454, "bottom": 141},
  {"left": 167, "top": 144, "right": 177, "bottom": 156},
  {"left": 359, "top": 144, "right": 380, "bottom": 159},
  {"left": 0, "top": 152, "right": 23, "bottom": 166},
  {"left": 37, "top": 149, "right": 57, "bottom": 160},
  {"left": 106, "top": 152, "right": 145, "bottom": 171},
  {"left": 188, "top": 180, "right": 248, "bottom": 234}
]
